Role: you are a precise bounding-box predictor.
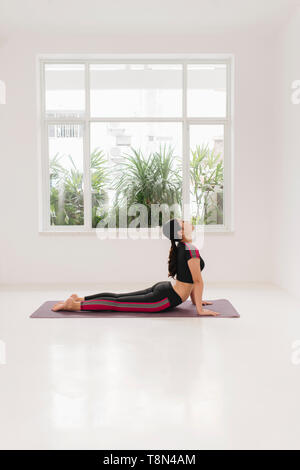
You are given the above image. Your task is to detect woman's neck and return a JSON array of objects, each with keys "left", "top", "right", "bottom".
[{"left": 181, "top": 236, "right": 192, "bottom": 243}]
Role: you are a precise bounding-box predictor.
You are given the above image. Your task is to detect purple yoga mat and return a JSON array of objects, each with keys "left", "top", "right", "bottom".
[{"left": 30, "top": 299, "right": 240, "bottom": 319}]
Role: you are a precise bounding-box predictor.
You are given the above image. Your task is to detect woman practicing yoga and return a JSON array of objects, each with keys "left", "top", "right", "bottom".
[{"left": 52, "top": 219, "right": 219, "bottom": 316}]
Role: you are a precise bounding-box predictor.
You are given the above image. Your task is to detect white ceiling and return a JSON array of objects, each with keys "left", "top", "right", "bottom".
[{"left": 0, "top": 0, "right": 299, "bottom": 36}]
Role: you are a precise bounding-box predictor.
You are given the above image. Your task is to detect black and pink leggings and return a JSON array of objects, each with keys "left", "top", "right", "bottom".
[{"left": 81, "top": 281, "right": 182, "bottom": 313}]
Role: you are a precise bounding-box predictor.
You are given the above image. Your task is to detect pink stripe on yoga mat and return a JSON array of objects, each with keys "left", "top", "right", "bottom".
[{"left": 30, "top": 299, "right": 240, "bottom": 319}]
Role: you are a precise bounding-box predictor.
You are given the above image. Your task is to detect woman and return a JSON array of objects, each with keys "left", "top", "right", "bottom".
[{"left": 52, "top": 219, "right": 219, "bottom": 316}]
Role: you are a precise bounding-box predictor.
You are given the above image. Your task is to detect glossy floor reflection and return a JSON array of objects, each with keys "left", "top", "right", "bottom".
[{"left": 0, "top": 282, "right": 300, "bottom": 449}]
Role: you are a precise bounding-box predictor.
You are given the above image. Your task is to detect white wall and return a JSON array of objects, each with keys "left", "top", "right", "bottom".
[
  {"left": 272, "top": 8, "right": 300, "bottom": 298},
  {"left": 0, "top": 32, "right": 278, "bottom": 284}
]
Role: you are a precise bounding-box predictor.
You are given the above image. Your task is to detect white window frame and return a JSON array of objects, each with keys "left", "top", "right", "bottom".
[{"left": 38, "top": 54, "right": 234, "bottom": 234}]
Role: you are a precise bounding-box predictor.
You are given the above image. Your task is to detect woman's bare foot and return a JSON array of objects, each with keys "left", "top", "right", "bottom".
[
  {"left": 52, "top": 298, "right": 81, "bottom": 312},
  {"left": 71, "top": 294, "right": 84, "bottom": 301}
]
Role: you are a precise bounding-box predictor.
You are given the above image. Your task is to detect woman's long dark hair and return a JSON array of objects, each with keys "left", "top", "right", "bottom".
[{"left": 162, "top": 219, "right": 182, "bottom": 278}]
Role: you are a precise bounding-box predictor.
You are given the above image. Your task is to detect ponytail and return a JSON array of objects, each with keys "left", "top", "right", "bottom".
[
  {"left": 168, "top": 239, "right": 178, "bottom": 278},
  {"left": 162, "top": 218, "right": 182, "bottom": 278}
]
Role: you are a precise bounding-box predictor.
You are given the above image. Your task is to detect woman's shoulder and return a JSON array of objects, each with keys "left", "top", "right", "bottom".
[
  {"left": 180, "top": 240, "right": 199, "bottom": 250},
  {"left": 181, "top": 241, "right": 201, "bottom": 259}
]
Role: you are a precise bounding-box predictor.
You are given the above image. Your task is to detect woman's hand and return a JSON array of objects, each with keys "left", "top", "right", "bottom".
[
  {"left": 197, "top": 308, "right": 220, "bottom": 317},
  {"left": 202, "top": 301, "right": 212, "bottom": 306}
]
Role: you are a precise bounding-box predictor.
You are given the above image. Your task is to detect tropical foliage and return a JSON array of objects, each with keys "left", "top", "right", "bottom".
[
  {"left": 49, "top": 149, "right": 108, "bottom": 226},
  {"left": 49, "top": 143, "right": 224, "bottom": 228},
  {"left": 190, "top": 144, "right": 224, "bottom": 225},
  {"left": 111, "top": 145, "right": 182, "bottom": 227},
  {"left": 50, "top": 153, "right": 84, "bottom": 225},
  {"left": 91, "top": 148, "right": 109, "bottom": 228}
]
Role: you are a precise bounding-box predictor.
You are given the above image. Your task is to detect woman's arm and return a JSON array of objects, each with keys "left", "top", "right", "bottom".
[
  {"left": 190, "top": 286, "right": 212, "bottom": 306},
  {"left": 190, "top": 287, "right": 196, "bottom": 305},
  {"left": 187, "top": 258, "right": 219, "bottom": 316}
]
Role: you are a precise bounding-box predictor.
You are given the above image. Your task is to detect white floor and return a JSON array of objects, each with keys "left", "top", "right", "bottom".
[{"left": 0, "top": 282, "right": 300, "bottom": 450}]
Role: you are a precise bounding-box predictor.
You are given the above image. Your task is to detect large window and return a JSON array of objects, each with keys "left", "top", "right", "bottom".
[{"left": 40, "top": 57, "right": 233, "bottom": 231}]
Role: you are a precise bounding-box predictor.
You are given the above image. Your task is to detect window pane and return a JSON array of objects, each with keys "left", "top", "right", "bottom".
[
  {"left": 90, "top": 122, "right": 182, "bottom": 228},
  {"left": 190, "top": 125, "right": 224, "bottom": 225},
  {"left": 45, "top": 64, "right": 85, "bottom": 118},
  {"left": 187, "top": 64, "right": 227, "bottom": 117},
  {"left": 48, "top": 124, "right": 84, "bottom": 226},
  {"left": 90, "top": 64, "right": 182, "bottom": 118}
]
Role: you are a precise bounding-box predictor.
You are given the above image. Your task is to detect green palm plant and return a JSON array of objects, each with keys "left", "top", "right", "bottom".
[
  {"left": 50, "top": 149, "right": 109, "bottom": 227},
  {"left": 49, "top": 153, "right": 67, "bottom": 185},
  {"left": 190, "top": 144, "right": 224, "bottom": 225},
  {"left": 50, "top": 153, "right": 65, "bottom": 224},
  {"left": 91, "top": 148, "right": 109, "bottom": 228},
  {"left": 152, "top": 145, "right": 182, "bottom": 206},
  {"left": 49, "top": 149, "right": 109, "bottom": 227},
  {"left": 62, "top": 156, "right": 84, "bottom": 225},
  {"left": 111, "top": 145, "right": 182, "bottom": 227},
  {"left": 49, "top": 154, "right": 84, "bottom": 225},
  {"left": 113, "top": 148, "right": 155, "bottom": 207}
]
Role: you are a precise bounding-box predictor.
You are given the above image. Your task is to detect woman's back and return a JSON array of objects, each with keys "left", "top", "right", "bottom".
[
  {"left": 170, "top": 241, "right": 205, "bottom": 302},
  {"left": 176, "top": 241, "right": 205, "bottom": 284}
]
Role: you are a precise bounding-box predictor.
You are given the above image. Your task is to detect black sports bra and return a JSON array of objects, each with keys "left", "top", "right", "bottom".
[{"left": 176, "top": 241, "right": 205, "bottom": 284}]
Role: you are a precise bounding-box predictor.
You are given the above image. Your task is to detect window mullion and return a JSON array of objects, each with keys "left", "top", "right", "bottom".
[
  {"left": 44, "top": 121, "right": 51, "bottom": 231},
  {"left": 83, "top": 62, "right": 92, "bottom": 230},
  {"left": 85, "top": 117, "right": 183, "bottom": 123},
  {"left": 40, "top": 61, "right": 51, "bottom": 231},
  {"left": 182, "top": 61, "right": 190, "bottom": 220}
]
